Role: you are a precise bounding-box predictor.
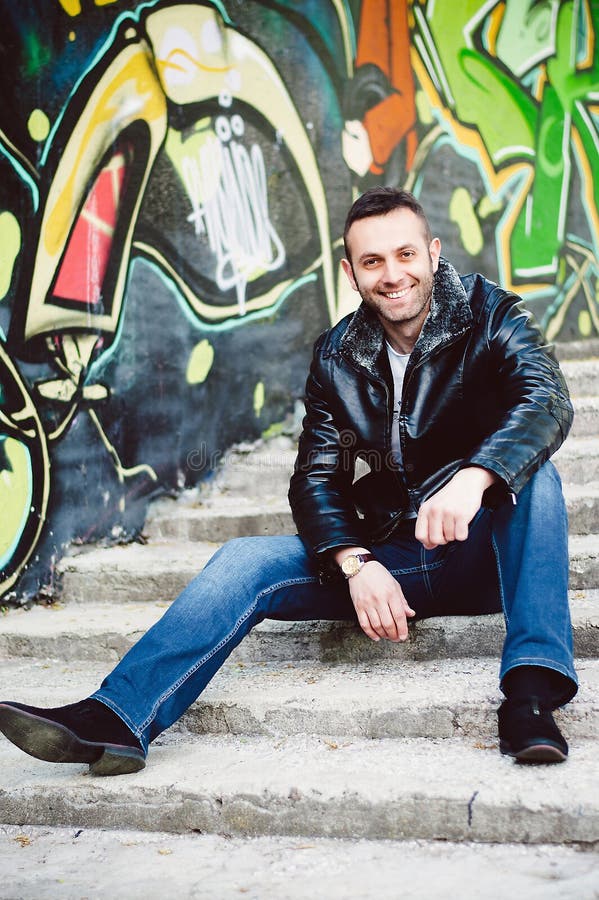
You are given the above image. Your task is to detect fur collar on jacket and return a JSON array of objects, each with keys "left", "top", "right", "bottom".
[{"left": 339, "top": 256, "right": 473, "bottom": 376}]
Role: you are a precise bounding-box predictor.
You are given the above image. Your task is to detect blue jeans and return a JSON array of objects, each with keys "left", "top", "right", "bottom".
[{"left": 93, "top": 462, "right": 577, "bottom": 754}]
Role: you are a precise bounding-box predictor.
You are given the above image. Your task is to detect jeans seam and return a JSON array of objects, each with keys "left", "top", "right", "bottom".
[
  {"left": 491, "top": 530, "right": 507, "bottom": 625},
  {"left": 256, "top": 575, "right": 319, "bottom": 599},
  {"left": 138, "top": 599, "right": 259, "bottom": 731},
  {"left": 420, "top": 543, "right": 435, "bottom": 601},
  {"left": 92, "top": 696, "right": 145, "bottom": 742},
  {"left": 503, "top": 655, "right": 574, "bottom": 667},
  {"left": 500, "top": 657, "right": 578, "bottom": 687},
  {"left": 139, "top": 574, "right": 321, "bottom": 733}
]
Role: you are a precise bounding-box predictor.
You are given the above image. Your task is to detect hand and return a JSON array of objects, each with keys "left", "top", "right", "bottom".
[
  {"left": 415, "top": 466, "right": 498, "bottom": 550},
  {"left": 347, "top": 560, "right": 415, "bottom": 642}
]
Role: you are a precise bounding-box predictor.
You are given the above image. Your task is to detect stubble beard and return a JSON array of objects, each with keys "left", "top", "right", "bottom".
[{"left": 358, "top": 269, "right": 434, "bottom": 327}]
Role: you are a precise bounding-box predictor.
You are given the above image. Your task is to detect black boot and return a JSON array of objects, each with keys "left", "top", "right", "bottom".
[
  {"left": 497, "top": 696, "right": 568, "bottom": 763},
  {"left": 0, "top": 699, "right": 145, "bottom": 776},
  {"left": 498, "top": 665, "right": 570, "bottom": 764}
]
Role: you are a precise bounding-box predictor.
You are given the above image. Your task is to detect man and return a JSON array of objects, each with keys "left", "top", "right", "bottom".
[{"left": 0, "top": 188, "right": 577, "bottom": 775}]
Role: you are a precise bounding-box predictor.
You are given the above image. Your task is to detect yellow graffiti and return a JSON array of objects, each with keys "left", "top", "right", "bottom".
[
  {"left": 25, "top": 38, "right": 168, "bottom": 344},
  {"left": 449, "top": 188, "right": 483, "bottom": 257},
  {"left": 134, "top": 239, "right": 315, "bottom": 323},
  {"left": 0, "top": 343, "right": 50, "bottom": 596},
  {"left": 253, "top": 381, "right": 265, "bottom": 417},
  {"left": 158, "top": 48, "right": 233, "bottom": 79},
  {"left": 147, "top": 4, "right": 337, "bottom": 322},
  {"left": 28, "top": 109, "right": 50, "bottom": 142},
  {"left": 0, "top": 212, "right": 21, "bottom": 301},
  {"left": 44, "top": 54, "right": 166, "bottom": 257},
  {"left": 58, "top": 0, "right": 118, "bottom": 13},
  {"left": 87, "top": 409, "right": 158, "bottom": 513},
  {"left": 165, "top": 120, "right": 218, "bottom": 199},
  {"left": 545, "top": 241, "right": 599, "bottom": 342},
  {"left": 0, "top": 439, "right": 32, "bottom": 563},
  {"left": 58, "top": 0, "right": 81, "bottom": 14},
  {"left": 579, "top": 309, "right": 592, "bottom": 336},
  {"left": 186, "top": 339, "right": 214, "bottom": 384}
]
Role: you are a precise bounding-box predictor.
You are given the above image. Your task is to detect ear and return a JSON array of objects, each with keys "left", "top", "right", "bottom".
[
  {"left": 341, "top": 258, "right": 359, "bottom": 291},
  {"left": 429, "top": 237, "right": 441, "bottom": 273}
]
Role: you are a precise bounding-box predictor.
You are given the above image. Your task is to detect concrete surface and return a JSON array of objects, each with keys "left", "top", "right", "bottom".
[
  {"left": 0, "top": 348, "right": 597, "bottom": 896},
  {"left": 55, "top": 536, "right": 599, "bottom": 603},
  {"left": 2, "top": 591, "right": 599, "bottom": 663},
  {"left": 561, "top": 357, "right": 599, "bottom": 395},
  {"left": 144, "top": 484, "right": 597, "bottom": 540},
  {"left": 564, "top": 483, "right": 599, "bottom": 534},
  {"left": 570, "top": 397, "right": 599, "bottom": 437},
  {"left": 1, "top": 733, "right": 599, "bottom": 843},
  {"left": 1, "top": 656, "right": 598, "bottom": 740},
  {"left": 1, "top": 826, "right": 598, "bottom": 900},
  {"left": 553, "top": 437, "right": 599, "bottom": 482}
]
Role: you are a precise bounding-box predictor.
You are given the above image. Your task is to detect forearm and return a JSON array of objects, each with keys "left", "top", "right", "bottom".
[{"left": 458, "top": 465, "right": 499, "bottom": 492}]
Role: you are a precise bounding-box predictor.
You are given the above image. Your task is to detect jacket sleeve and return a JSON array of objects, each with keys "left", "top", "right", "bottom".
[
  {"left": 288, "top": 337, "right": 367, "bottom": 557},
  {"left": 466, "top": 289, "right": 574, "bottom": 494}
]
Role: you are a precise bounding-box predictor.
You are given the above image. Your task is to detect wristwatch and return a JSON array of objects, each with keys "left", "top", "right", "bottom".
[{"left": 340, "top": 552, "right": 375, "bottom": 579}]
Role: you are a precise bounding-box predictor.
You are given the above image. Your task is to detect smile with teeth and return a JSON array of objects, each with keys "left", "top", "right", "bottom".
[{"left": 381, "top": 287, "right": 410, "bottom": 300}]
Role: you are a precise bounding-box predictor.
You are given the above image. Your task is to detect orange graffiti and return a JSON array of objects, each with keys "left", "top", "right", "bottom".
[{"left": 355, "top": 0, "right": 417, "bottom": 173}]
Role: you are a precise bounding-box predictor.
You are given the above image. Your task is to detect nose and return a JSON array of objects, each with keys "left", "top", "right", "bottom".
[{"left": 381, "top": 258, "right": 404, "bottom": 284}]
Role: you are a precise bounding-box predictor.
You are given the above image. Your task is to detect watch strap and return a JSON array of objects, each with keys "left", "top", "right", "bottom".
[{"left": 341, "top": 552, "right": 375, "bottom": 578}]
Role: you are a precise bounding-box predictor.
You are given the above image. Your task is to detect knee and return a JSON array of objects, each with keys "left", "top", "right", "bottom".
[
  {"left": 209, "top": 535, "right": 291, "bottom": 574},
  {"left": 209, "top": 536, "right": 262, "bottom": 565},
  {"left": 522, "top": 461, "right": 563, "bottom": 504}
]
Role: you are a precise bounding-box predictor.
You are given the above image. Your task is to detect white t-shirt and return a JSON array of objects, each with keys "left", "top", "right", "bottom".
[{"left": 386, "top": 341, "right": 410, "bottom": 470}]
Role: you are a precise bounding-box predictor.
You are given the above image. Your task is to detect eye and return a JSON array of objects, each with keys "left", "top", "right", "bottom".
[{"left": 363, "top": 258, "right": 379, "bottom": 267}]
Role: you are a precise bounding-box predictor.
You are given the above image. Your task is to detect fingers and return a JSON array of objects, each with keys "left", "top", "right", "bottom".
[
  {"left": 348, "top": 561, "right": 416, "bottom": 642},
  {"left": 350, "top": 570, "right": 414, "bottom": 642},
  {"left": 415, "top": 468, "right": 494, "bottom": 549},
  {"left": 415, "top": 506, "right": 469, "bottom": 549}
]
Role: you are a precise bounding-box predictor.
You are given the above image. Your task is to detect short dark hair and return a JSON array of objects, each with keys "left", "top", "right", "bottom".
[{"left": 343, "top": 187, "right": 432, "bottom": 259}]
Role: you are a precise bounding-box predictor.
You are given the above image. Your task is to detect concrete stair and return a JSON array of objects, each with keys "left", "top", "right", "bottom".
[{"left": 1, "top": 344, "right": 598, "bottom": 894}]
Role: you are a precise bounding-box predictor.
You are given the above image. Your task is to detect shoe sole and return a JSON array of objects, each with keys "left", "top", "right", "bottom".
[
  {"left": 500, "top": 738, "right": 567, "bottom": 764},
  {"left": 0, "top": 704, "right": 145, "bottom": 776}
]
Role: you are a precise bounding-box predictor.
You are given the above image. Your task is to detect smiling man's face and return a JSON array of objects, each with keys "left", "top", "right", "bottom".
[{"left": 342, "top": 207, "right": 441, "bottom": 351}]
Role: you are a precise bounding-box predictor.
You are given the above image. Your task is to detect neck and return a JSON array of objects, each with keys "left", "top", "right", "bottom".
[{"left": 381, "top": 321, "right": 422, "bottom": 355}]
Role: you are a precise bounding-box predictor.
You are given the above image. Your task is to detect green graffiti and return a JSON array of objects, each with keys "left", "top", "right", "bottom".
[
  {"left": 510, "top": 84, "right": 568, "bottom": 278},
  {"left": 23, "top": 29, "right": 52, "bottom": 76},
  {"left": 421, "top": 1, "right": 536, "bottom": 164},
  {"left": 420, "top": 0, "right": 599, "bottom": 284},
  {"left": 495, "top": 0, "right": 557, "bottom": 77}
]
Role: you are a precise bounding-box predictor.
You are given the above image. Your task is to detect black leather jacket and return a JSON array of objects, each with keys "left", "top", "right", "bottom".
[{"left": 288, "top": 258, "right": 573, "bottom": 559}]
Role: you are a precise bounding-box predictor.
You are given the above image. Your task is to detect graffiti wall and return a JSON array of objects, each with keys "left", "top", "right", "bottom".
[{"left": 1, "top": 0, "right": 597, "bottom": 603}]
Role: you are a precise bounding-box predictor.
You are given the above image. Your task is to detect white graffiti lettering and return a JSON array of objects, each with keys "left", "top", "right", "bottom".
[{"left": 182, "top": 116, "right": 285, "bottom": 315}]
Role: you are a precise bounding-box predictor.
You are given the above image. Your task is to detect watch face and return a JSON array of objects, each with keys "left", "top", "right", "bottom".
[{"left": 341, "top": 555, "right": 361, "bottom": 576}]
